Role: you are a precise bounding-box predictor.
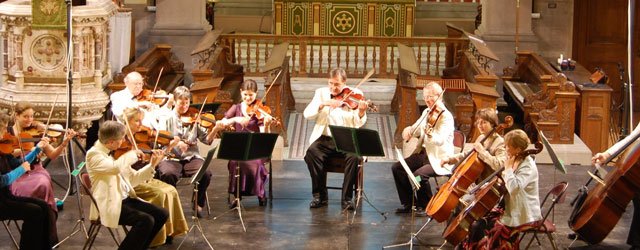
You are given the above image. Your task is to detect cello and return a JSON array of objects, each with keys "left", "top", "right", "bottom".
[
  {"left": 426, "top": 116, "right": 513, "bottom": 222},
  {"left": 569, "top": 130, "right": 640, "bottom": 244},
  {"left": 443, "top": 141, "right": 543, "bottom": 246}
]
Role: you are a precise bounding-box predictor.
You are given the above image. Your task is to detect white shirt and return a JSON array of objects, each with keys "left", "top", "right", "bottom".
[
  {"left": 500, "top": 155, "right": 542, "bottom": 227},
  {"left": 303, "top": 87, "right": 367, "bottom": 144},
  {"left": 110, "top": 88, "right": 162, "bottom": 128}
]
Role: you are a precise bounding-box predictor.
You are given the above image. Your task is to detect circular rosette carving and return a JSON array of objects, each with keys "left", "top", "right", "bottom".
[
  {"left": 539, "top": 106, "right": 558, "bottom": 121},
  {"left": 30, "top": 34, "right": 66, "bottom": 70}
]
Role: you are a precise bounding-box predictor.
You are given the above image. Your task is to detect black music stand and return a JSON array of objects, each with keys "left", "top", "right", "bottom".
[
  {"left": 178, "top": 147, "right": 216, "bottom": 250},
  {"left": 328, "top": 125, "right": 387, "bottom": 223},
  {"left": 213, "top": 132, "right": 279, "bottom": 232}
]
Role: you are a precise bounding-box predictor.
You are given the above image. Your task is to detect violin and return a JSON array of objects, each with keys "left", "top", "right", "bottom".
[
  {"left": 134, "top": 126, "right": 174, "bottom": 147},
  {"left": 179, "top": 107, "right": 218, "bottom": 129},
  {"left": 246, "top": 101, "right": 281, "bottom": 127},
  {"left": 135, "top": 89, "right": 170, "bottom": 106},
  {"left": 0, "top": 132, "right": 44, "bottom": 155},
  {"left": 331, "top": 87, "right": 378, "bottom": 112}
]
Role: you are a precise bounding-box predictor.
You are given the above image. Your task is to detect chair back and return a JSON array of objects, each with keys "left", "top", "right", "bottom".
[
  {"left": 80, "top": 173, "right": 102, "bottom": 217},
  {"left": 540, "top": 181, "right": 568, "bottom": 224},
  {"left": 453, "top": 130, "right": 465, "bottom": 153}
]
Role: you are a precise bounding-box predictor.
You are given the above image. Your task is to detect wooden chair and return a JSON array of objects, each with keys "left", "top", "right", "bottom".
[
  {"left": 324, "top": 154, "right": 364, "bottom": 194},
  {"left": 516, "top": 181, "right": 569, "bottom": 250},
  {"left": 79, "top": 173, "right": 125, "bottom": 250}
]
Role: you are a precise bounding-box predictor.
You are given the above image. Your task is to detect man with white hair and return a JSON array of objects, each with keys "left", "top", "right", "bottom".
[{"left": 390, "top": 81, "right": 454, "bottom": 216}]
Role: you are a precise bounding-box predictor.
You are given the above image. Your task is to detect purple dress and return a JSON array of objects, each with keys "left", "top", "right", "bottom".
[
  {"left": 225, "top": 103, "right": 269, "bottom": 200},
  {"left": 7, "top": 127, "right": 57, "bottom": 212}
]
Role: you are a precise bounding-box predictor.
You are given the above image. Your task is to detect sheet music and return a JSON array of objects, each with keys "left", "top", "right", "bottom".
[{"left": 395, "top": 147, "right": 420, "bottom": 190}]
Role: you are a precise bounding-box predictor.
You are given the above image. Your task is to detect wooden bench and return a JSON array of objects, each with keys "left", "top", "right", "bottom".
[
  {"left": 190, "top": 30, "right": 244, "bottom": 119},
  {"left": 109, "top": 44, "right": 185, "bottom": 93},
  {"left": 502, "top": 51, "right": 580, "bottom": 144}
]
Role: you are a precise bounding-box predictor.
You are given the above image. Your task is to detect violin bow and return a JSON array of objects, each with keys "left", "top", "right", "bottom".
[
  {"left": 41, "top": 95, "right": 59, "bottom": 140},
  {"left": 121, "top": 115, "right": 140, "bottom": 152},
  {"left": 260, "top": 69, "right": 283, "bottom": 104},
  {"left": 187, "top": 96, "right": 208, "bottom": 144},
  {"left": 151, "top": 67, "right": 164, "bottom": 94},
  {"left": 340, "top": 68, "right": 375, "bottom": 102},
  {"left": 406, "top": 88, "right": 446, "bottom": 140}
]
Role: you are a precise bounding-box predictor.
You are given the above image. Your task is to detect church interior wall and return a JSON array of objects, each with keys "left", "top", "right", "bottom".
[{"left": 531, "top": 0, "right": 574, "bottom": 61}]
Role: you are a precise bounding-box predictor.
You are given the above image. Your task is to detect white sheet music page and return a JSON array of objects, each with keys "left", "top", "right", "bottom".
[{"left": 395, "top": 147, "right": 420, "bottom": 190}]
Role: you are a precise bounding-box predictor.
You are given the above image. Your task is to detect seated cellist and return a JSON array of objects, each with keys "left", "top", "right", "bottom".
[{"left": 459, "top": 129, "right": 541, "bottom": 249}]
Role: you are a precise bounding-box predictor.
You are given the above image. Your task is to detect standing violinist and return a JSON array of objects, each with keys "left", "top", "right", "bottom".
[
  {"left": 156, "top": 86, "right": 216, "bottom": 217},
  {"left": 391, "top": 81, "right": 454, "bottom": 216},
  {"left": 119, "top": 107, "right": 188, "bottom": 247},
  {"left": 9, "top": 101, "right": 79, "bottom": 245},
  {"left": 303, "top": 67, "right": 368, "bottom": 210},
  {"left": 110, "top": 71, "right": 173, "bottom": 128},
  {"left": 592, "top": 122, "right": 640, "bottom": 249},
  {"left": 461, "top": 129, "right": 541, "bottom": 249},
  {"left": 215, "top": 79, "right": 271, "bottom": 206}
]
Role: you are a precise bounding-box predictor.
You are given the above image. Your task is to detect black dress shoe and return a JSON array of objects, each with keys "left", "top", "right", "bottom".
[
  {"left": 414, "top": 207, "right": 427, "bottom": 217},
  {"left": 342, "top": 200, "right": 355, "bottom": 210},
  {"left": 165, "top": 235, "right": 173, "bottom": 245},
  {"left": 309, "top": 197, "right": 328, "bottom": 208},
  {"left": 395, "top": 205, "right": 412, "bottom": 214},
  {"left": 258, "top": 197, "right": 267, "bottom": 206}
]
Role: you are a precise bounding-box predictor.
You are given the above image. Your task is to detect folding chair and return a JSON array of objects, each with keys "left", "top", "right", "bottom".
[
  {"left": 516, "top": 181, "right": 569, "bottom": 250},
  {"left": 79, "top": 173, "right": 126, "bottom": 250},
  {"left": 1, "top": 219, "right": 20, "bottom": 249},
  {"left": 324, "top": 154, "right": 363, "bottom": 193}
]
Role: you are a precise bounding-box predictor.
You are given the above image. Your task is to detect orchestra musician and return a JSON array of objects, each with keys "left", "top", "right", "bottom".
[
  {"left": 9, "top": 101, "right": 78, "bottom": 244},
  {"left": 592, "top": 122, "right": 640, "bottom": 249},
  {"left": 156, "top": 86, "right": 216, "bottom": 217},
  {"left": 0, "top": 111, "right": 55, "bottom": 249},
  {"left": 110, "top": 71, "right": 173, "bottom": 127},
  {"left": 86, "top": 120, "right": 168, "bottom": 250},
  {"left": 215, "top": 79, "right": 272, "bottom": 206},
  {"left": 391, "top": 81, "right": 454, "bottom": 216},
  {"left": 462, "top": 129, "right": 541, "bottom": 249},
  {"left": 303, "top": 67, "right": 368, "bottom": 210},
  {"left": 119, "top": 107, "right": 188, "bottom": 246},
  {"left": 441, "top": 108, "right": 507, "bottom": 185}
]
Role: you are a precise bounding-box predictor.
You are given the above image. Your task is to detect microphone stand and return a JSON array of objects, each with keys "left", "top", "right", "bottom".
[{"left": 54, "top": 1, "right": 88, "bottom": 247}]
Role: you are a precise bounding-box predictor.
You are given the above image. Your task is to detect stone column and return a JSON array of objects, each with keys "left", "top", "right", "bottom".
[
  {"left": 149, "top": 0, "right": 211, "bottom": 83},
  {"left": 476, "top": 0, "right": 538, "bottom": 72}
]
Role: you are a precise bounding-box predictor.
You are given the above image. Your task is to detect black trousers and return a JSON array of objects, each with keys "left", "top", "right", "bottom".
[
  {"left": 304, "top": 136, "right": 361, "bottom": 201},
  {"left": 390, "top": 152, "right": 436, "bottom": 208},
  {"left": 157, "top": 158, "right": 212, "bottom": 207},
  {"left": 118, "top": 198, "right": 168, "bottom": 250},
  {"left": 0, "top": 193, "right": 53, "bottom": 250},
  {"left": 629, "top": 195, "right": 640, "bottom": 247}
]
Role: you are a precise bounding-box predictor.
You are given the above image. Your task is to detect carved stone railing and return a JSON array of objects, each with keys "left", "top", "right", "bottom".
[{"left": 217, "top": 33, "right": 468, "bottom": 79}]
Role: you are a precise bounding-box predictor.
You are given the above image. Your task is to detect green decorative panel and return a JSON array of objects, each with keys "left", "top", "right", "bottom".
[{"left": 274, "top": 0, "right": 414, "bottom": 37}]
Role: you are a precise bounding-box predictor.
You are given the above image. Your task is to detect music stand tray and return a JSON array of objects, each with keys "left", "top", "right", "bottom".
[
  {"left": 214, "top": 132, "right": 279, "bottom": 232},
  {"left": 328, "top": 125, "right": 386, "bottom": 222}
]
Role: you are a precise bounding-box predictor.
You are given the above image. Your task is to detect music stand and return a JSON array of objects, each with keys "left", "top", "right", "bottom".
[
  {"left": 178, "top": 147, "right": 217, "bottom": 250},
  {"left": 213, "top": 132, "right": 279, "bottom": 232},
  {"left": 383, "top": 147, "right": 435, "bottom": 250},
  {"left": 328, "top": 125, "right": 387, "bottom": 223}
]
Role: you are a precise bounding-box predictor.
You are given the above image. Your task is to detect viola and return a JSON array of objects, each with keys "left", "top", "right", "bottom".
[
  {"left": 442, "top": 141, "right": 544, "bottom": 246},
  {"left": 331, "top": 87, "right": 378, "bottom": 112},
  {"left": 179, "top": 107, "right": 219, "bottom": 129},
  {"left": 135, "top": 89, "right": 170, "bottom": 106},
  {"left": 0, "top": 132, "right": 44, "bottom": 155},
  {"left": 113, "top": 138, "right": 154, "bottom": 164},
  {"left": 426, "top": 116, "right": 514, "bottom": 222}
]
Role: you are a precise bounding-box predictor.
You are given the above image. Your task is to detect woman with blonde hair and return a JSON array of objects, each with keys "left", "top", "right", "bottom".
[{"left": 120, "top": 107, "right": 188, "bottom": 246}]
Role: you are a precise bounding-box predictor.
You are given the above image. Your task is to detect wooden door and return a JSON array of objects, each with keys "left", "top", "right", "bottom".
[{"left": 573, "top": 0, "right": 640, "bottom": 113}]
